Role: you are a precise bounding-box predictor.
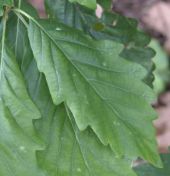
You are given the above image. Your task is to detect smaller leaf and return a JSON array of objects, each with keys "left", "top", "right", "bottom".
[
  {"left": 0, "top": 99, "right": 46, "bottom": 176},
  {"left": 135, "top": 153, "right": 170, "bottom": 176},
  {"left": 44, "top": 0, "right": 97, "bottom": 32},
  {"left": 69, "top": 0, "right": 96, "bottom": 9},
  {"left": 37, "top": 103, "right": 137, "bottom": 176}
]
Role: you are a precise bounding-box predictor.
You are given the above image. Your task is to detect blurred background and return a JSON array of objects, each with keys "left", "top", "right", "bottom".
[{"left": 28, "top": 0, "right": 170, "bottom": 153}]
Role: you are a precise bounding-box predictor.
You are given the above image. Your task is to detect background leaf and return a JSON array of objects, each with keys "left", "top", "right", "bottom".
[
  {"left": 37, "top": 104, "right": 137, "bottom": 176},
  {"left": 135, "top": 153, "right": 170, "bottom": 176},
  {"left": 97, "top": 0, "right": 112, "bottom": 10},
  {"left": 45, "top": 0, "right": 97, "bottom": 32},
  {"left": 0, "top": 99, "right": 45, "bottom": 176},
  {"left": 149, "top": 40, "right": 170, "bottom": 94},
  {"left": 69, "top": 0, "right": 96, "bottom": 9}
]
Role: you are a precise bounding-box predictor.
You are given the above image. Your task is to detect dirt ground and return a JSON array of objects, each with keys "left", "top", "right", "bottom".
[{"left": 28, "top": 0, "right": 170, "bottom": 153}]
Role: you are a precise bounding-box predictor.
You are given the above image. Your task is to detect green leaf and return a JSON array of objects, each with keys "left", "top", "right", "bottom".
[
  {"left": 150, "top": 40, "right": 170, "bottom": 94},
  {"left": 97, "top": 0, "right": 112, "bottom": 10},
  {"left": 0, "top": 0, "right": 13, "bottom": 16},
  {"left": 135, "top": 154, "right": 170, "bottom": 176},
  {"left": 0, "top": 99, "right": 45, "bottom": 176},
  {"left": 0, "top": 1, "right": 163, "bottom": 175},
  {"left": 69, "top": 0, "right": 96, "bottom": 9},
  {"left": 0, "top": 10, "right": 46, "bottom": 175},
  {"left": 1, "top": 46, "right": 42, "bottom": 141},
  {"left": 92, "top": 12, "right": 150, "bottom": 46},
  {"left": 38, "top": 104, "right": 137, "bottom": 176},
  {"left": 44, "top": 0, "right": 97, "bottom": 32},
  {"left": 121, "top": 47, "right": 155, "bottom": 86},
  {"left": 28, "top": 19, "right": 161, "bottom": 166},
  {"left": 8, "top": 16, "right": 137, "bottom": 176},
  {"left": 0, "top": 44, "right": 45, "bottom": 176}
]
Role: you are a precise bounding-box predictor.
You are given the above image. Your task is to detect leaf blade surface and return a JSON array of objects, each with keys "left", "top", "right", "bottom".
[{"left": 28, "top": 19, "right": 161, "bottom": 166}]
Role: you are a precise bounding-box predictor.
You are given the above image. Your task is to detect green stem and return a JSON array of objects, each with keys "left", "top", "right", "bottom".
[
  {"left": 15, "top": 0, "right": 22, "bottom": 56},
  {"left": 13, "top": 8, "right": 56, "bottom": 43},
  {"left": 13, "top": 8, "right": 34, "bottom": 21},
  {"left": 14, "top": 12, "right": 28, "bottom": 28},
  {"left": 0, "top": 7, "right": 8, "bottom": 80},
  {"left": 13, "top": 8, "right": 50, "bottom": 32},
  {"left": 1, "top": 11, "right": 7, "bottom": 57},
  {"left": 13, "top": 8, "right": 36, "bottom": 28}
]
